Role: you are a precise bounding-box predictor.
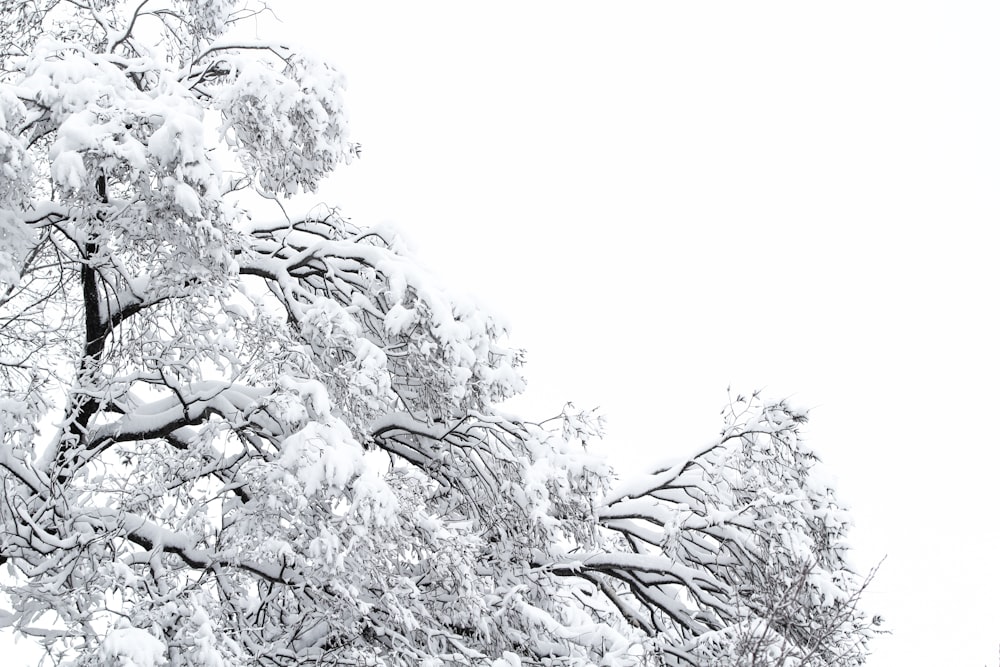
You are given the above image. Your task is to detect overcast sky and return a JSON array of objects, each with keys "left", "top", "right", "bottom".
[{"left": 265, "top": 3, "right": 1000, "bottom": 665}]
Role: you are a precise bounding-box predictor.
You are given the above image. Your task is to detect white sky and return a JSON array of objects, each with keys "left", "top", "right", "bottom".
[{"left": 267, "top": 2, "right": 1000, "bottom": 665}]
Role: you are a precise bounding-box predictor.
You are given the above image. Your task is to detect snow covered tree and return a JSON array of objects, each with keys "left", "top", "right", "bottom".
[{"left": 0, "top": 1, "right": 879, "bottom": 664}]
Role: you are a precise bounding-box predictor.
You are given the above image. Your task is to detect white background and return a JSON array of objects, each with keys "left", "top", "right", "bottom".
[{"left": 269, "top": 2, "right": 1000, "bottom": 665}]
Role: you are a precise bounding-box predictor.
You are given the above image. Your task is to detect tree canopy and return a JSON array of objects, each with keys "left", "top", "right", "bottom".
[{"left": 0, "top": 1, "right": 878, "bottom": 665}]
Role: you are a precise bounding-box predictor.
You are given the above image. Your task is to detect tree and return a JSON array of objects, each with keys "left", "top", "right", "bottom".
[{"left": 0, "top": 1, "right": 879, "bottom": 664}]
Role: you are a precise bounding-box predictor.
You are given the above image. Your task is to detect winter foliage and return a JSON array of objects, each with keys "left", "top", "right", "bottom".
[{"left": 0, "top": 1, "right": 878, "bottom": 664}]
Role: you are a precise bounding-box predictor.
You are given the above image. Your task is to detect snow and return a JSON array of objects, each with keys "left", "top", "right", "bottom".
[
  {"left": 170, "top": 180, "right": 202, "bottom": 217},
  {"left": 383, "top": 302, "right": 416, "bottom": 335},
  {"left": 189, "top": 606, "right": 228, "bottom": 667},
  {"left": 491, "top": 652, "right": 522, "bottom": 667},
  {"left": 274, "top": 420, "right": 365, "bottom": 495},
  {"left": 50, "top": 150, "right": 87, "bottom": 191},
  {"left": 98, "top": 628, "right": 167, "bottom": 667},
  {"left": 147, "top": 110, "right": 207, "bottom": 171}
]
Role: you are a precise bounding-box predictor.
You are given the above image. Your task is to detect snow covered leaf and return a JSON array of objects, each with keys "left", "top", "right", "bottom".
[{"left": 98, "top": 628, "right": 167, "bottom": 667}]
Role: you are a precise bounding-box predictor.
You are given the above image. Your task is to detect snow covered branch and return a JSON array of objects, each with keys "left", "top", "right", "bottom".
[{"left": 0, "top": 2, "right": 878, "bottom": 664}]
